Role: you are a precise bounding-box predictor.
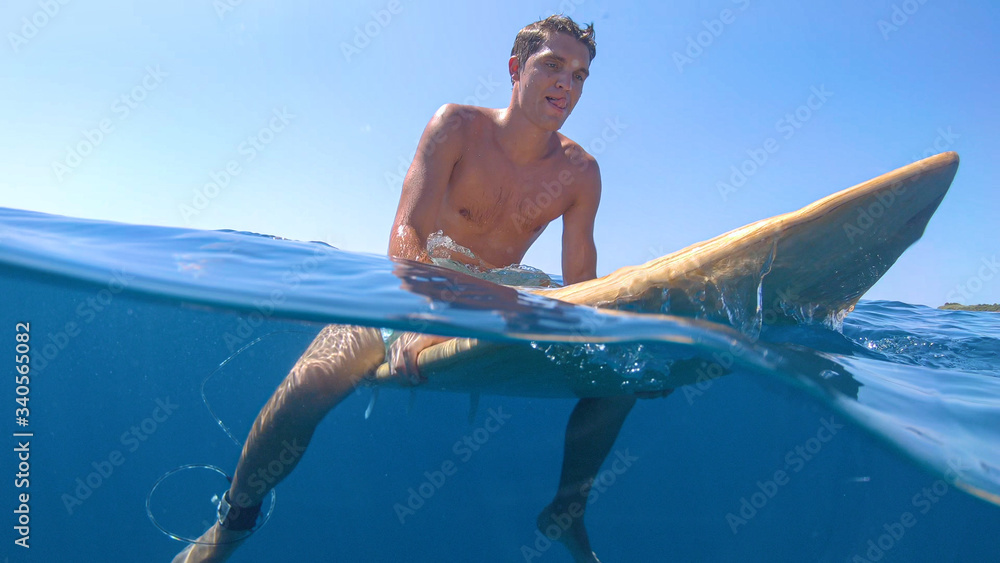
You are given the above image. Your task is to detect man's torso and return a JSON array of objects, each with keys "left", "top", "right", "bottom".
[{"left": 427, "top": 106, "right": 593, "bottom": 269}]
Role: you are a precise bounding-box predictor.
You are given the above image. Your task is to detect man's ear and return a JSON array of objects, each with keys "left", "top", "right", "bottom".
[{"left": 508, "top": 55, "right": 520, "bottom": 86}]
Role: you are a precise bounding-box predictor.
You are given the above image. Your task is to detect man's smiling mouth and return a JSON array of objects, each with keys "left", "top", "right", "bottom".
[{"left": 546, "top": 96, "right": 568, "bottom": 110}]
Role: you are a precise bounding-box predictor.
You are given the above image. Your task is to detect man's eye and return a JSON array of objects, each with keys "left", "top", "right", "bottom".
[
  {"left": 575, "top": 74, "right": 584, "bottom": 81},
  {"left": 547, "top": 62, "right": 558, "bottom": 69}
]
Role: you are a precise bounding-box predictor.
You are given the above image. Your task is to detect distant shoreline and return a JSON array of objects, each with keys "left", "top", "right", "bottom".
[{"left": 939, "top": 303, "right": 1000, "bottom": 312}]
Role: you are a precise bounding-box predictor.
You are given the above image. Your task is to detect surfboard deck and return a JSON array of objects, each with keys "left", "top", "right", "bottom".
[{"left": 371, "top": 152, "right": 960, "bottom": 397}]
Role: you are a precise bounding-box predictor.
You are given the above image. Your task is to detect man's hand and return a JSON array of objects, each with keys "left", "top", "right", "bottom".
[{"left": 387, "top": 333, "right": 452, "bottom": 384}]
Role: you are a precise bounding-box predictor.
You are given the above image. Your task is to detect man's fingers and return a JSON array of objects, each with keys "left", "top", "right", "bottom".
[
  {"left": 404, "top": 350, "right": 424, "bottom": 384},
  {"left": 386, "top": 334, "right": 432, "bottom": 385},
  {"left": 389, "top": 346, "right": 406, "bottom": 378}
]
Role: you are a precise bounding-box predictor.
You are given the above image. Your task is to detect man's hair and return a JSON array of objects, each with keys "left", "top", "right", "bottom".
[{"left": 510, "top": 15, "right": 596, "bottom": 81}]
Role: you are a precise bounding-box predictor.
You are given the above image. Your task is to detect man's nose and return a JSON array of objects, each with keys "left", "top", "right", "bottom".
[{"left": 555, "top": 71, "right": 573, "bottom": 91}]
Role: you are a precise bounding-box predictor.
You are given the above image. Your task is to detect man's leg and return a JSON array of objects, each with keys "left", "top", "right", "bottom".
[
  {"left": 538, "top": 396, "right": 637, "bottom": 563},
  {"left": 173, "top": 324, "right": 385, "bottom": 563}
]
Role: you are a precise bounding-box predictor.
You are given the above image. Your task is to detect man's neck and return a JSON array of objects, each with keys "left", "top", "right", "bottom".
[{"left": 494, "top": 107, "right": 556, "bottom": 164}]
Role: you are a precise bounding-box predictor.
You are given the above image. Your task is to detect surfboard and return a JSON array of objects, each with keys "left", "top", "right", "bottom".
[{"left": 371, "top": 152, "right": 960, "bottom": 397}]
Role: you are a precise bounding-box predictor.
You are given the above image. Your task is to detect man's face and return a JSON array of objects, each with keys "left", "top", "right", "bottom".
[{"left": 514, "top": 32, "right": 591, "bottom": 130}]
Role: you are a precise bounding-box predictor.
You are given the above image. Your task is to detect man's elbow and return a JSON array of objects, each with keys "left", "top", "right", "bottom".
[{"left": 389, "top": 222, "right": 430, "bottom": 262}]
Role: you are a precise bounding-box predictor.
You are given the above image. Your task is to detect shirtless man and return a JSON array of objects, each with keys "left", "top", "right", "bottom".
[{"left": 174, "top": 15, "right": 634, "bottom": 563}]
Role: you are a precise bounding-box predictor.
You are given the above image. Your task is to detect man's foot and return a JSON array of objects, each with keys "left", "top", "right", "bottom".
[
  {"left": 170, "top": 522, "right": 249, "bottom": 563},
  {"left": 536, "top": 502, "right": 601, "bottom": 563}
]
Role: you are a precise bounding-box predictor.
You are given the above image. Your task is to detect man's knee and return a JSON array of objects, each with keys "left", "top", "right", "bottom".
[{"left": 290, "top": 327, "right": 385, "bottom": 399}]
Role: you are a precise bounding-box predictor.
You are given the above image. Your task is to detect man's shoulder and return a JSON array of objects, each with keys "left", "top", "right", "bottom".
[
  {"left": 417, "top": 104, "right": 494, "bottom": 156},
  {"left": 431, "top": 103, "right": 494, "bottom": 133},
  {"left": 554, "top": 133, "right": 601, "bottom": 187}
]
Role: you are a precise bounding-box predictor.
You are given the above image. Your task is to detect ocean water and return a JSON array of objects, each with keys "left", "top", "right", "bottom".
[{"left": 1, "top": 208, "right": 999, "bottom": 563}]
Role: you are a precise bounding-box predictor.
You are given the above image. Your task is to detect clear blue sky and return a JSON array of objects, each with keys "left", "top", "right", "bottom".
[{"left": 2, "top": 0, "right": 997, "bottom": 306}]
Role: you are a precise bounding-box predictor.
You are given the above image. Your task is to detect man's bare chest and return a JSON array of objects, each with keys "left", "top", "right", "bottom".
[{"left": 446, "top": 158, "right": 570, "bottom": 234}]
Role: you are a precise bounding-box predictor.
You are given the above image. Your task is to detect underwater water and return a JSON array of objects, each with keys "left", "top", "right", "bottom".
[{"left": 1, "top": 207, "right": 999, "bottom": 562}]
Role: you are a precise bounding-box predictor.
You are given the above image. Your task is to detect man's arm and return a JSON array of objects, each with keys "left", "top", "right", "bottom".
[
  {"left": 386, "top": 104, "right": 468, "bottom": 382},
  {"left": 388, "top": 104, "right": 467, "bottom": 262},
  {"left": 561, "top": 160, "right": 601, "bottom": 285}
]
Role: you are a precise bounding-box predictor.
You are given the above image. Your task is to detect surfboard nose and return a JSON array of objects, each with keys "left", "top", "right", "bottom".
[
  {"left": 844, "top": 151, "right": 958, "bottom": 239},
  {"left": 911, "top": 151, "right": 959, "bottom": 204},
  {"left": 763, "top": 151, "right": 961, "bottom": 320},
  {"left": 932, "top": 150, "right": 959, "bottom": 167}
]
